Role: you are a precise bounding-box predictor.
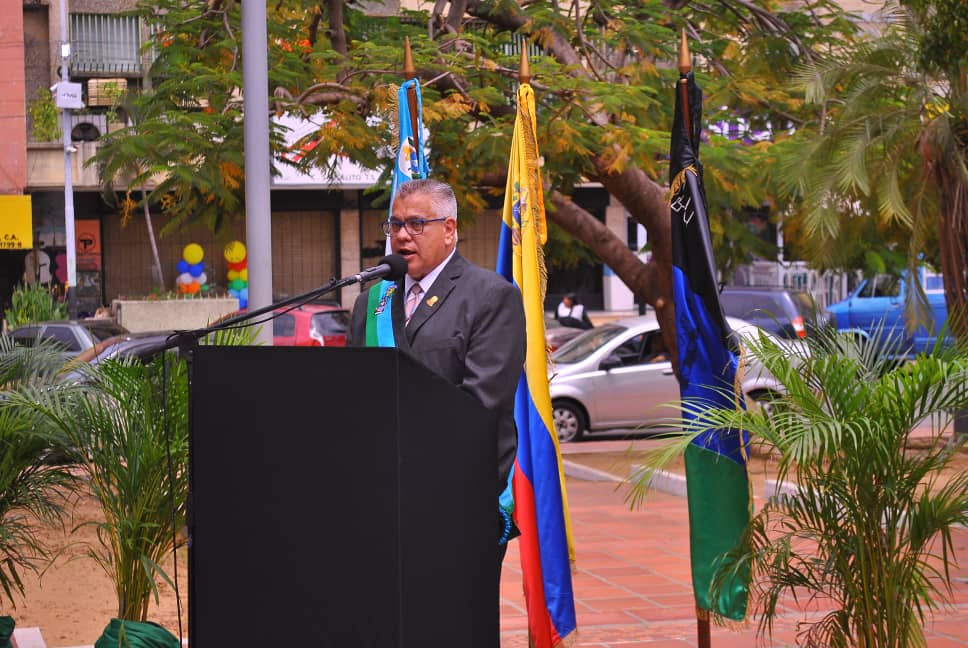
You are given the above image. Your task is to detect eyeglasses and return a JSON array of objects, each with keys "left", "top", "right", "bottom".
[{"left": 381, "top": 217, "right": 449, "bottom": 236}]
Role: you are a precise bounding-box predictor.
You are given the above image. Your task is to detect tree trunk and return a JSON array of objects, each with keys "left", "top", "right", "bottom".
[
  {"left": 548, "top": 190, "right": 678, "bottom": 359},
  {"left": 935, "top": 159, "right": 968, "bottom": 340},
  {"left": 142, "top": 190, "right": 165, "bottom": 291}
]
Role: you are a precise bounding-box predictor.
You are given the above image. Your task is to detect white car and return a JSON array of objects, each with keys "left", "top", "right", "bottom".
[{"left": 549, "top": 314, "right": 790, "bottom": 441}]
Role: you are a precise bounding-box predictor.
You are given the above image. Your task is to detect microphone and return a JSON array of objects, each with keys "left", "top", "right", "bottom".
[{"left": 354, "top": 254, "right": 408, "bottom": 284}]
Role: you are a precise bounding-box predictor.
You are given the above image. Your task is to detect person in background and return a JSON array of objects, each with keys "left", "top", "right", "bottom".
[
  {"left": 555, "top": 292, "right": 593, "bottom": 329},
  {"left": 644, "top": 333, "right": 670, "bottom": 363}
]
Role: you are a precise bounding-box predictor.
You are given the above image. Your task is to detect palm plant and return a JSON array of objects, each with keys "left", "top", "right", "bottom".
[
  {"left": 0, "top": 338, "right": 79, "bottom": 612},
  {"left": 9, "top": 325, "right": 258, "bottom": 631},
  {"left": 640, "top": 327, "right": 968, "bottom": 647},
  {"left": 780, "top": 0, "right": 968, "bottom": 338},
  {"left": 11, "top": 354, "right": 189, "bottom": 625}
]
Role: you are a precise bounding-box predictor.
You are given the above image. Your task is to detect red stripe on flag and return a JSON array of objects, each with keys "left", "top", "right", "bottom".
[{"left": 512, "top": 459, "right": 563, "bottom": 648}]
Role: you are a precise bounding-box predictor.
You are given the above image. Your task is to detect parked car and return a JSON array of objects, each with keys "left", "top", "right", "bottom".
[
  {"left": 826, "top": 267, "right": 950, "bottom": 358},
  {"left": 73, "top": 330, "right": 178, "bottom": 365},
  {"left": 719, "top": 285, "right": 831, "bottom": 339},
  {"left": 271, "top": 304, "right": 350, "bottom": 347},
  {"left": 7, "top": 319, "right": 129, "bottom": 359},
  {"left": 60, "top": 330, "right": 179, "bottom": 382},
  {"left": 549, "top": 314, "right": 793, "bottom": 442},
  {"left": 545, "top": 314, "right": 587, "bottom": 352},
  {"left": 216, "top": 303, "right": 351, "bottom": 347}
]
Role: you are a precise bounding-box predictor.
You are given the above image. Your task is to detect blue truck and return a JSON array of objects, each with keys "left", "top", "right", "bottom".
[{"left": 826, "top": 268, "right": 951, "bottom": 357}]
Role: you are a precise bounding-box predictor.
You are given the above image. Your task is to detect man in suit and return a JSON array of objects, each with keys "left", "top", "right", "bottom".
[
  {"left": 350, "top": 179, "right": 526, "bottom": 496},
  {"left": 350, "top": 179, "right": 525, "bottom": 644}
]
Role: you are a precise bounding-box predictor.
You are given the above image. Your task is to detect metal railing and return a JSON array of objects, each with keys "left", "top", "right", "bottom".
[
  {"left": 733, "top": 260, "right": 853, "bottom": 309},
  {"left": 70, "top": 13, "right": 142, "bottom": 76}
]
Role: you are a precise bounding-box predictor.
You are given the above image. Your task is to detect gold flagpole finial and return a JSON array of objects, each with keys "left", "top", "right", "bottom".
[
  {"left": 678, "top": 29, "right": 691, "bottom": 75},
  {"left": 519, "top": 46, "right": 531, "bottom": 85},
  {"left": 403, "top": 36, "right": 416, "bottom": 80}
]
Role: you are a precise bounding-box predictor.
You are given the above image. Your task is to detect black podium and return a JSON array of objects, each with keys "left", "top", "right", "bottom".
[{"left": 189, "top": 346, "right": 497, "bottom": 647}]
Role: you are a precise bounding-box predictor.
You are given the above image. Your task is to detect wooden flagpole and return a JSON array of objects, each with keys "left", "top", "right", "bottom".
[
  {"left": 679, "top": 30, "right": 712, "bottom": 648},
  {"left": 403, "top": 36, "right": 422, "bottom": 177}
]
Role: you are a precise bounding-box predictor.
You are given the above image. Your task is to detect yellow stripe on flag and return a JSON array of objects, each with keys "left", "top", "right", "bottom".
[{"left": 501, "top": 84, "right": 575, "bottom": 563}]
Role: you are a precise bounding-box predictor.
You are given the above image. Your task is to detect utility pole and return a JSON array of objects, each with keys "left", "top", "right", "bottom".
[
  {"left": 241, "top": 0, "right": 273, "bottom": 345},
  {"left": 58, "top": 0, "right": 78, "bottom": 318}
]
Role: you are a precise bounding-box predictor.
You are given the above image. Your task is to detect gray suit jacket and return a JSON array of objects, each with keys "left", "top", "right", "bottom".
[{"left": 350, "top": 252, "right": 526, "bottom": 493}]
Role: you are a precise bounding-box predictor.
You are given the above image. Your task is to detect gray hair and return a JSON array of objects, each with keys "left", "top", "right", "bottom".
[{"left": 393, "top": 179, "right": 458, "bottom": 222}]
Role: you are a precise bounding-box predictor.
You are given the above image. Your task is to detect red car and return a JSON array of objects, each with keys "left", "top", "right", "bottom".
[{"left": 271, "top": 304, "right": 350, "bottom": 347}]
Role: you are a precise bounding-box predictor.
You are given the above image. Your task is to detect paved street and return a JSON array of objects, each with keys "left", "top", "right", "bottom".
[{"left": 499, "top": 441, "right": 968, "bottom": 647}]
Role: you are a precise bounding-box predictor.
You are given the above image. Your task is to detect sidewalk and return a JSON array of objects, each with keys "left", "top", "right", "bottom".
[{"left": 499, "top": 453, "right": 968, "bottom": 647}]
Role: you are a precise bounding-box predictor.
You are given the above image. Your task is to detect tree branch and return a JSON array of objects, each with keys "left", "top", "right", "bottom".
[{"left": 548, "top": 191, "right": 654, "bottom": 294}]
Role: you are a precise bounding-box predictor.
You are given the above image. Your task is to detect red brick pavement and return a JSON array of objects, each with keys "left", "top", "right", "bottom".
[{"left": 500, "top": 474, "right": 968, "bottom": 647}]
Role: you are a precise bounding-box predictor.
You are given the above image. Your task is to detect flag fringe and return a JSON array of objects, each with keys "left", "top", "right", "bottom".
[
  {"left": 518, "top": 85, "right": 548, "bottom": 248},
  {"left": 386, "top": 83, "right": 400, "bottom": 154},
  {"left": 668, "top": 165, "right": 697, "bottom": 203},
  {"left": 528, "top": 629, "right": 579, "bottom": 648}
]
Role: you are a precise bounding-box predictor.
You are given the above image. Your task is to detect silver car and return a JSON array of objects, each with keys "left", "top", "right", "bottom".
[{"left": 549, "top": 314, "right": 788, "bottom": 441}]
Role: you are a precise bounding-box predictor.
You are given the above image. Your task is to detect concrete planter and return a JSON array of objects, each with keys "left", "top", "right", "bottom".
[{"left": 112, "top": 297, "right": 239, "bottom": 333}]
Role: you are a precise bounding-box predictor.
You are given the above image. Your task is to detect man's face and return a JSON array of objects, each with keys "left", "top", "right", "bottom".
[{"left": 390, "top": 192, "right": 456, "bottom": 280}]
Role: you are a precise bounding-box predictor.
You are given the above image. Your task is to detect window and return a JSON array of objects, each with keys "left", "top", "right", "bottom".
[
  {"left": 612, "top": 333, "right": 646, "bottom": 366},
  {"left": 924, "top": 271, "right": 944, "bottom": 294},
  {"left": 311, "top": 311, "right": 350, "bottom": 335},
  {"left": 70, "top": 13, "right": 143, "bottom": 76},
  {"left": 553, "top": 325, "right": 626, "bottom": 364},
  {"left": 273, "top": 314, "right": 295, "bottom": 337},
  {"left": 44, "top": 326, "right": 82, "bottom": 352},
  {"left": 10, "top": 326, "right": 40, "bottom": 347},
  {"left": 860, "top": 275, "right": 900, "bottom": 298}
]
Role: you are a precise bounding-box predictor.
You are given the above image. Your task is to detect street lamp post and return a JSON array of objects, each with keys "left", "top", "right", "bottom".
[{"left": 58, "top": 0, "right": 78, "bottom": 319}]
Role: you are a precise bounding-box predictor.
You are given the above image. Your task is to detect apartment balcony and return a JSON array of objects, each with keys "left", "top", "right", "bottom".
[
  {"left": 26, "top": 140, "right": 102, "bottom": 190},
  {"left": 25, "top": 112, "right": 158, "bottom": 191}
]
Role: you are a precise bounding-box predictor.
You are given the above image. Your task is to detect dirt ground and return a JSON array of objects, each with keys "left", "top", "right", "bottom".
[
  {"left": 11, "top": 493, "right": 188, "bottom": 648},
  {"left": 9, "top": 435, "right": 968, "bottom": 647}
]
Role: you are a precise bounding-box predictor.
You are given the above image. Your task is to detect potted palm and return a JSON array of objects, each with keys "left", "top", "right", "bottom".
[
  {"left": 0, "top": 338, "right": 80, "bottom": 645},
  {"left": 634, "top": 327, "right": 968, "bottom": 646},
  {"left": 14, "top": 355, "right": 188, "bottom": 647},
  {"left": 15, "top": 326, "right": 258, "bottom": 646}
]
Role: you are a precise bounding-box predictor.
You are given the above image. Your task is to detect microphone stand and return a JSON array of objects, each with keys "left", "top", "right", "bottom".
[
  {"left": 174, "top": 271, "right": 371, "bottom": 352},
  {"left": 162, "top": 270, "right": 381, "bottom": 648}
]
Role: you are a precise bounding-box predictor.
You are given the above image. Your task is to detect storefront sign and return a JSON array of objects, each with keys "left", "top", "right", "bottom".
[
  {"left": 76, "top": 219, "right": 102, "bottom": 271},
  {"left": 0, "top": 195, "right": 33, "bottom": 250}
]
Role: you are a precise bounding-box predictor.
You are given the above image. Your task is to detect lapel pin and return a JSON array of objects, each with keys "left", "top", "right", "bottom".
[{"left": 426, "top": 296, "right": 439, "bottom": 307}]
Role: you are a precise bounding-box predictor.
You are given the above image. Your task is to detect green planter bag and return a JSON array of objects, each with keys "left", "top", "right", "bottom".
[
  {"left": 0, "top": 616, "right": 14, "bottom": 648},
  {"left": 94, "top": 619, "right": 180, "bottom": 648}
]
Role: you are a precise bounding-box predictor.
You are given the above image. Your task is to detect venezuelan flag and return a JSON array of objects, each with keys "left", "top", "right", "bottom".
[
  {"left": 496, "top": 77, "right": 577, "bottom": 647},
  {"left": 669, "top": 61, "right": 751, "bottom": 620}
]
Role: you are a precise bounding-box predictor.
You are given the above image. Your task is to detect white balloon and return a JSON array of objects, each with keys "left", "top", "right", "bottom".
[
  {"left": 198, "top": 272, "right": 207, "bottom": 285},
  {"left": 177, "top": 272, "right": 193, "bottom": 285}
]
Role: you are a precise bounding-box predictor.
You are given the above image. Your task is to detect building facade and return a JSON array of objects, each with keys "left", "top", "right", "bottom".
[{"left": 6, "top": 0, "right": 637, "bottom": 320}]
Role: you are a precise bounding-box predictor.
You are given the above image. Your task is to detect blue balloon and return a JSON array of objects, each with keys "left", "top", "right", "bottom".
[
  {"left": 239, "top": 287, "right": 248, "bottom": 302},
  {"left": 176, "top": 260, "right": 189, "bottom": 274},
  {"left": 189, "top": 262, "right": 205, "bottom": 278},
  {"left": 228, "top": 288, "right": 239, "bottom": 298},
  {"left": 239, "top": 299, "right": 248, "bottom": 309}
]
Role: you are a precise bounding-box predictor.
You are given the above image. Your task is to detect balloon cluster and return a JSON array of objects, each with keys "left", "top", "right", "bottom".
[
  {"left": 176, "top": 243, "right": 207, "bottom": 295},
  {"left": 224, "top": 240, "right": 248, "bottom": 309}
]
